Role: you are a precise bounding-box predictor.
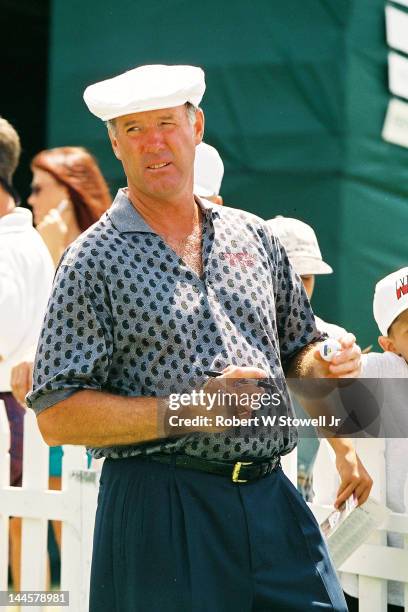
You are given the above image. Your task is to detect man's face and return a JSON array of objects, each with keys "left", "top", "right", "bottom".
[{"left": 109, "top": 105, "right": 204, "bottom": 201}]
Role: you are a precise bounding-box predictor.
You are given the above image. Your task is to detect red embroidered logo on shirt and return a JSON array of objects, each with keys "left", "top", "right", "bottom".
[
  {"left": 222, "top": 252, "right": 256, "bottom": 267},
  {"left": 396, "top": 276, "right": 408, "bottom": 300}
]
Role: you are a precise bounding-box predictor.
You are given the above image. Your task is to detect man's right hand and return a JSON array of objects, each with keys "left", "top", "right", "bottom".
[{"left": 164, "top": 366, "right": 269, "bottom": 435}]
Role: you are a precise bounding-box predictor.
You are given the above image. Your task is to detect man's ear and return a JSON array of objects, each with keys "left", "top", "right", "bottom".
[
  {"left": 194, "top": 109, "right": 205, "bottom": 145},
  {"left": 378, "top": 335, "right": 396, "bottom": 353},
  {"left": 108, "top": 129, "right": 122, "bottom": 161}
]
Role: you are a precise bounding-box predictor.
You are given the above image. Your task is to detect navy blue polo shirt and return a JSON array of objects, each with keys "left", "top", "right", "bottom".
[{"left": 27, "top": 190, "right": 321, "bottom": 461}]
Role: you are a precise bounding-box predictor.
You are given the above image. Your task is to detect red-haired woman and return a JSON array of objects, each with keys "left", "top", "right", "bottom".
[{"left": 28, "top": 146, "right": 111, "bottom": 266}]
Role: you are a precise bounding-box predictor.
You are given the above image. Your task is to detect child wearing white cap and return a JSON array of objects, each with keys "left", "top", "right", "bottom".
[
  {"left": 363, "top": 267, "right": 408, "bottom": 377},
  {"left": 343, "top": 267, "right": 408, "bottom": 611}
]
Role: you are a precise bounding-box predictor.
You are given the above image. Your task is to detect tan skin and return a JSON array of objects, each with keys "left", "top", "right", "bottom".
[
  {"left": 378, "top": 309, "right": 408, "bottom": 361},
  {"left": 299, "top": 274, "right": 372, "bottom": 507},
  {"left": 36, "top": 106, "right": 363, "bottom": 511},
  {"left": 0, "top": 185, "right": 15, "bottom": 218},
  {"left": 28, "top": 168, "right": 80, "bottom": 266}
]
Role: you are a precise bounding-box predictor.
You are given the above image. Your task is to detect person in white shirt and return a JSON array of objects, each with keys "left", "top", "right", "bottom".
[
  {"left": 0, "top": 117, "right": 54, "bottom": 588},
  {"left": 343, "top": 267, "right": 408, "bottom": 612},
  {"left": 266, "top": 215, "right": 372, "bottom": 506}
]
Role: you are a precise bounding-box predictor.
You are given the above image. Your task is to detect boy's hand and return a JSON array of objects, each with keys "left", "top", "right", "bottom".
[{"left": 334, "top": 448, "right": 373, "bottom": 508}]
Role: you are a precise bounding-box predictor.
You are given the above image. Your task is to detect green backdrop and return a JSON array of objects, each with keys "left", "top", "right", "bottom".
[{"left": 48, "top": 0, "right": 408, "bottom": 347}]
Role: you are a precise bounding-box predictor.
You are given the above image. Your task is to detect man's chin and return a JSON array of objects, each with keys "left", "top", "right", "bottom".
[{"left": 143, "top": 180, "right": 185, "bottom": 199}]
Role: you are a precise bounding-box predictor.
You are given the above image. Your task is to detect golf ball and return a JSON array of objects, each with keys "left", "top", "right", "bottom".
[{"left": 319, "top": 338, "right": 341, "bottom": 362}]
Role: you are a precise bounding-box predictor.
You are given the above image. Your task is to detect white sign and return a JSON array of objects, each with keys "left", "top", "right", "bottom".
[
  {"left": 382, "top": 98, "right": 408, "bottom": 149},
  {"left": 389, "top": 51, "right": 408, "bottom": 100},
  {"left": 389, "top": 0, "right": 408, "bottom": 7},
  {"left": 386, "top": 5, "right": 408, "bottom": 55}
]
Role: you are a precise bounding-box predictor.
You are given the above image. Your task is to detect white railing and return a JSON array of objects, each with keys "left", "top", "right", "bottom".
[
  {"left": 0, "top": 401, "right": 99, "bottom": 612},
  {"left": 0, "top": 400, "right": 407, "bottom": 611},
  {"left": 312, "top": 438, "right": 408, "bottom": 612}
]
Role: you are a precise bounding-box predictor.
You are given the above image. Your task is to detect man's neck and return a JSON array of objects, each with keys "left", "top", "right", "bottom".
[
  {"left": 0, "top": 189, "right": 16, "bottom": 218},
  {"left": 126, "top": 185, "right": 200, "bottom": 239}
]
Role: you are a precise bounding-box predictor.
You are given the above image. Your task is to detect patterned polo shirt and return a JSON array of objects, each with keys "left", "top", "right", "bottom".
[{"left": 27, "top": 190, "right": 322, "bottom": 461}]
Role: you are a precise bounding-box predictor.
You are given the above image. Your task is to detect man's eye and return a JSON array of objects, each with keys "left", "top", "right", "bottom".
[{"left": 127, "top": 126, "right": 141, "bottom": 133}]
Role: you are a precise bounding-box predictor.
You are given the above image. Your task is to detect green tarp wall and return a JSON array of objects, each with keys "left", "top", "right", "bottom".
[{"left": 48, "top": 0, "right": 408, "bottom": 347}]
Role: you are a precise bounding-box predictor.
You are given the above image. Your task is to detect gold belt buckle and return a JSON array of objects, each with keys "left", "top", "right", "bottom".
[{"left": 232, "top": 461, "right": 253, "bottom": 483}]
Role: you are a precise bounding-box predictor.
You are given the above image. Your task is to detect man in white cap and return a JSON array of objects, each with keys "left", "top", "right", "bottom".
[
  {"left": 194, "top": 141, "right": 224, "bottom": 204},
  {"left": 28, "top": 64, "right": 362, "bottom": 611},
  {"left": 267, "top": 216, "right": 372, "bottom": 504}
]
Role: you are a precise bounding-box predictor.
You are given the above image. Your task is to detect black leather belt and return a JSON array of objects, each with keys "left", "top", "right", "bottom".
[{"left": 150, "top": 453, "right": 281, "bottom": 483}]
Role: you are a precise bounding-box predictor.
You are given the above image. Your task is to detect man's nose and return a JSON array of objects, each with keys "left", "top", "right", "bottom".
[{"left": 142, "top": 128, "right": 166, "bottom": 153}]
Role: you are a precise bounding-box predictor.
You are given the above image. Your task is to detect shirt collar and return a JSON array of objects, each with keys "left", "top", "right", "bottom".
[
  {"left": 107, "top": 188, "right": 219, "bottom": 234},
  {"left": 0, "top": 207, "right": 33, "bottom": 233}
]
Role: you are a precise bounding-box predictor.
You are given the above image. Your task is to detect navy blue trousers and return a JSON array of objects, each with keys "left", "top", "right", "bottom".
[{"left": 89, "top": 456, "right": 347, "bottom": 612}]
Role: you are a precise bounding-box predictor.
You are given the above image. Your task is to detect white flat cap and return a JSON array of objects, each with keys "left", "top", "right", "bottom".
[
  {"left": 194, "top": 142, "right": 224, "bottom": 197},
  {"left": 83, "top": 64, "right": 206, "bottom": 121},
  {"left": 266, "top": 216, "right": 333, "bottom": 275}
]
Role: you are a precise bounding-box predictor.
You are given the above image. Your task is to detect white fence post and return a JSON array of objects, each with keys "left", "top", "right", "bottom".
[
  {"left": 0, "top": 400, "right": 10, "bottom": 591},
  {"left": 60, "top": 447, "right": 99, "bottom": 612},
  {"left": 350, "top": 439, "right": 388, "bottom": 612},
  {"left": 20, "top": 409, "right": 49, "bottom": 598},
  {"left": 0, "top": 407, "right": 100, "bottom": 612}
]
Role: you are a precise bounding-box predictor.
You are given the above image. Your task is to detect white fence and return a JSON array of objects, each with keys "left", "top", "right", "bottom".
[
  {"left": 0, "top": 401, "right": 99, "bottom": 611},
  {"left": 0, "top": 401, "right": 408, "bottom": 611}
]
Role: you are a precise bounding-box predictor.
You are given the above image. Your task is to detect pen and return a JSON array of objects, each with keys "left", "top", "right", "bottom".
[{"left": 203, "top": 370, "right": 275, "bottom": 389}]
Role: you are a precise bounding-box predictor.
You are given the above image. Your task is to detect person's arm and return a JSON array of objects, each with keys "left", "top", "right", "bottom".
[
  {"left": 287, "top": 333, "right": 371, "bottom": 506},
  {"left": 286, "top": 333, "right": 362, "bottom": 380},
  {"left": 327, "top": 437, "right": 373, "bottom": 508},
  {"left": 37, "top": 366, "right": 267, "bottom": 447},
  {"left": 37, "top": 390, "right": 163, "bottom": 447}
]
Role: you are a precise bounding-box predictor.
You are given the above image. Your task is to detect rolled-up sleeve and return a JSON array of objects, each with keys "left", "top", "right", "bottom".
[
  {"left": 26, "top": 264, "right": 113, "bottom": 414},
  {"left": 265, "top": 231, "right": 325, "bottom": 365}
]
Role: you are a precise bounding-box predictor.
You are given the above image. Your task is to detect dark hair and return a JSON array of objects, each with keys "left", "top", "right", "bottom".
[{"left": 31, "top": 147, "right": 111, "bottom": 231}]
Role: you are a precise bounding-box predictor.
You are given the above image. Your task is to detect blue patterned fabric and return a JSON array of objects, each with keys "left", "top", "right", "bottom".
[{"left": 27, "top": 190, "right": 322, "bottom": 461}]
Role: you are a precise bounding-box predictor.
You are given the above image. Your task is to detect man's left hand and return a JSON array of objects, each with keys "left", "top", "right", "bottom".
[{"left": 313, "top": 333, "right": 362, "bottom": 378}]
